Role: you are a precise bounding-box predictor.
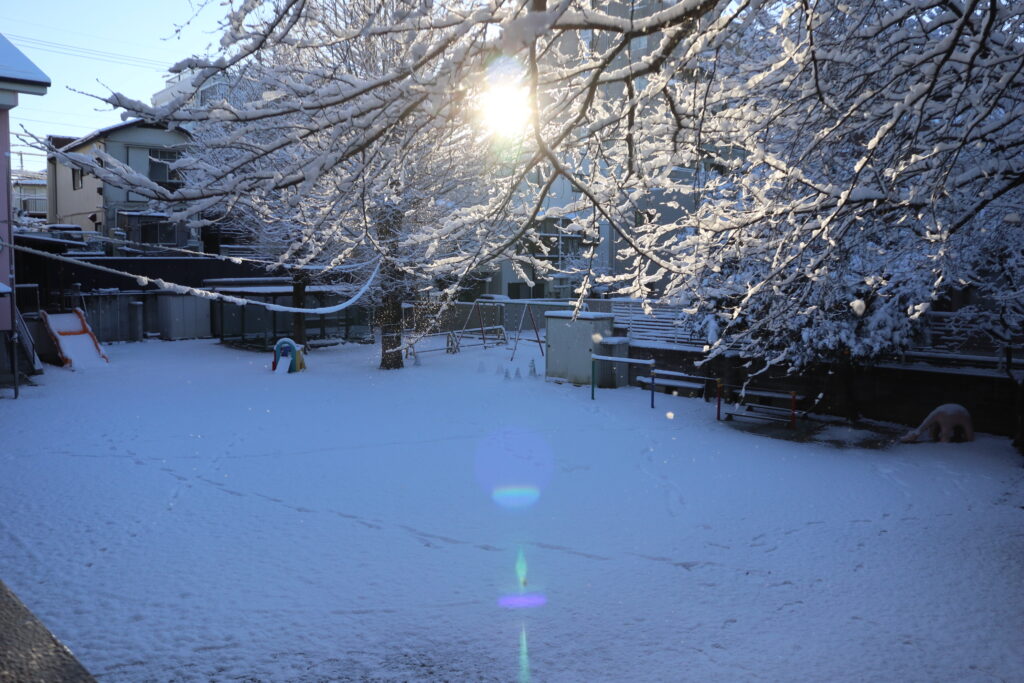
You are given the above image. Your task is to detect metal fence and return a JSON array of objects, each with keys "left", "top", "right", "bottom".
[{"left": 214, "top": 296, "right": 371, "bottom": 349}]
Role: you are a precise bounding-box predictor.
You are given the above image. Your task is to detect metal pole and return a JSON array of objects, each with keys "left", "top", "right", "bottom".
[
  {"left": 10, "top": 330, "right": 18, "bottom": 399},
  {"left": 528, "top": 304, "right": 545, "bottom": 357},
  {"left": 650, "top": 366, "right": 655, "bottom": 409},
  {"left": 591, "top": 359, "right": 595, "bottom": 400},
  {"left": 477, "top": 303, "right": 488, "bottom": 348},
  {"left": 790, "top": 391, "right": 797, "bottom": 429},
  {"left": 716, "top": 380, "right": 722, "bottom": 421},
  {"left": 509, "top": 303, "right": 528, "bottom": 361}
]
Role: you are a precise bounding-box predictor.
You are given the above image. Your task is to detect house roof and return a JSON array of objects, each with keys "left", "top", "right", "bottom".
[
  {"left": 46, "top": 135, "right": 76, "bottom": 150},
  {"left": 60, "top": 119, "right": 187, "bottom": 153},
  {"left": 0, "top": 33, "right": 50, "bottom": 94}
]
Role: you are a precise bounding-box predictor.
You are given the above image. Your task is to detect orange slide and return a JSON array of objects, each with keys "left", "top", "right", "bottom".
[{"left": 39, "top": 308, "right": 110, "bottom": 369}]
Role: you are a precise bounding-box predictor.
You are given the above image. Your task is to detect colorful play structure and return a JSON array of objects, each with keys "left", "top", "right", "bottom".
[
  {"left": 272, "top": 337, "right": 306, "bottom": 373},
  {"left": 39, "top": 308, "right": 109, "bottom": 369}
]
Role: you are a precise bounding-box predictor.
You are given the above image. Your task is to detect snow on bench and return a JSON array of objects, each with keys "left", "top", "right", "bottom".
[
  {"left": 635, "top": 369, "right": 710, "bottom": 397},
  {"left": 611, "top": 301, "right": 709, "bottom": 348},
  {"left": 717, "top": 383, "right": 807, "bottom": 428},
  {"left": 590, "top": 354, "right": 653, "bottom": 365}
]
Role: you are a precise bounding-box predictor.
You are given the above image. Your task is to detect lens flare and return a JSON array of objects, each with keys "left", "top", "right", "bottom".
[
  {"left": 492, "top": 486, "right": 541, "bottom": 508},
  {"left": 519, "top": 624, "right": 531, "bottom": 683},
  {"left": 478, "top": 56, "right": 531, "bottom": 140},
  {"left": 475, "top": 427, "right": 554, "bottom": 509},
  {"left": 499, "top": 593, "right": 548, "bottom": 609},
  {"left": 500, "top": 547, "right": 545, "bottom": 608},
  {"left": 478, "top": 83, "right": 531, "bottom": 138},
  {"left": 516, "top": 547, "right": 528, "bottom": 588}
]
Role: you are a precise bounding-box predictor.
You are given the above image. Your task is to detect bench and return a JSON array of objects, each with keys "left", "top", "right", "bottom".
[
  {"left": 635, "top": 369, "right": 711, "bottom": 399},
  {"left": 717, "top": 383, "right": 807, "bottom": 428},
  {"left": 589, "top": 354, "right": 655, "bottom": 405}
]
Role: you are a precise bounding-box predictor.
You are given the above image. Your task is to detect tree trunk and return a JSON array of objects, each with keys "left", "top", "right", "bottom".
[
  {"left": 291, "top": 279, "right": 307, "bottom": 345},
  {"left": 375, "top": 201, "right": 406, "bottom": 370},
  {"left": 378, "top": 286, "right": 404, "bottom": 370}
]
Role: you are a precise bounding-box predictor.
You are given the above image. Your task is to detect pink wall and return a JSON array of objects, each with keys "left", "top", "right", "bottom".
[{"left": 1, "top": 107, "right": 11, "bottom": 331}]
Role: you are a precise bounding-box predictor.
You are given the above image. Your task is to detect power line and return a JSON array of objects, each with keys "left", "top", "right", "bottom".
[
  {"left": 7, "top": 33, "right": 173, "bottom": 68},
  {"left": 6, "top": 34, "right": 171, "bottom": 71},
  {"left": 9, "top": 114, "right": 102, "bottom": 131},
  {"left": 0, "top": 15, "right": 209, "bottom": 59},
  {"left": 15, "top": 104, "right": 121, "bottom": 118}
]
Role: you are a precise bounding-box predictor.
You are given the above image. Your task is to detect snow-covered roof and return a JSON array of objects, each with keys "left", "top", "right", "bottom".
[
  {"left": 60, "top": 119, "right": 188, "bottom": 153},
  {"left": 59, "top": 119, "right": 147, "bottom": 152},
  {"left": 0, "top": 33, "right": 50, "bottom": 94},
  {"left": 0, "top": 282, "right": 11, "bottom": 295}
]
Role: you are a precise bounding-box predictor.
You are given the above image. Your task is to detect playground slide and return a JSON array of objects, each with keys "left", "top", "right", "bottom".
[{"left": 39, "top": 309, "right": 109, "bottom": 369}]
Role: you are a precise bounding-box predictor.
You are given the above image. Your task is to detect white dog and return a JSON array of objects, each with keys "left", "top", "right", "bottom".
[{"left": 900, "top": 403, "right": 974, "bottom": 443}]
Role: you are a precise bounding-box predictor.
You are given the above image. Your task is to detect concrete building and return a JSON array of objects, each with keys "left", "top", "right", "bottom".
[{"left": 11, "top": 170, "right": 46, "bottom": 222}]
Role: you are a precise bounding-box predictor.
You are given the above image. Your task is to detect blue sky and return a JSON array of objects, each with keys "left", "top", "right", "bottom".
[{"left": 3, "top": 1, "right": 224, "bottom": 172}]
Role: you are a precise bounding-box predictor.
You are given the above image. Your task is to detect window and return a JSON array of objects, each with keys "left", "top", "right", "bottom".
[
  {"left": 198, "top": 84, "right": 228, "bottom": 107},
  {"left": 141, "top": 220, "right": 176, "bottom": 245},
  {"left": 72, "top": 168, "right": 83, "bottom": 190},
  {"left": 148, "top": 149, "right": 182, "bottom": 190}
]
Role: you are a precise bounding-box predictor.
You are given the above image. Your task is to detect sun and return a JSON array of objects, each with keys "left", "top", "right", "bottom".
[
  {"left": 477, "top": 81, "right": 532, "bottom": 138},
  {"left": 476, "top": 56, "right": 532, "bottom": 139}
]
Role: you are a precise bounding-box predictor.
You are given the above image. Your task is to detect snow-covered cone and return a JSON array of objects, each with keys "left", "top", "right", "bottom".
[
  {"left": 496, "top": 364, "right": 504, "bottom": 375},
  {"left": 515, "top": 368, "right": 523, "bottom": 379},
  {"left": 413, "top": 353, "right": 421, "bottom": 366},
  {"left": 528, "top": 360, "right": 538, "bottom": 377},
  {"left": 504, "top": 369, "right": 511, "bottom": 380}
]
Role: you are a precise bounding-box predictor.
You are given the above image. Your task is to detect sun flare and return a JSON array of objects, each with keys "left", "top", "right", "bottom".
[{"left": 477, "top": 82, "right": 531, "bottom": 138}]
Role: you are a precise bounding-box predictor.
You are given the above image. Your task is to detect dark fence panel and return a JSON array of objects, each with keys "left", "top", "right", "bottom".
[{"left": 14, "top": 251, "right": 265, "bottom": 311}]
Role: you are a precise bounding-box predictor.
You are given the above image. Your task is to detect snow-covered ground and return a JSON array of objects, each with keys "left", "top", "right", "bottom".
[{"left": 1, "top": 339, "right": 1022, "bottom": 682}]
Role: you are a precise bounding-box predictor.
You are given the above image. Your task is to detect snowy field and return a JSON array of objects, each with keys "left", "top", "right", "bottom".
[{"left": 1, "top": 339, "right": 1022, "bottom": 682}]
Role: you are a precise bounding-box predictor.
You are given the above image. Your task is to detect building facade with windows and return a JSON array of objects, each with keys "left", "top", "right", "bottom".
[
  {"left": 47, "top": 119, "right": 191, "bottom": 251},
  {"left": 12, "top": 171, "right": 47, "bottom": 220}
]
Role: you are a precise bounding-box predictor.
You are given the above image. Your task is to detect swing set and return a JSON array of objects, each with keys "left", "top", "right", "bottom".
[{"left": 402, "top": 300, "right": 548, "bottom": 361}]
